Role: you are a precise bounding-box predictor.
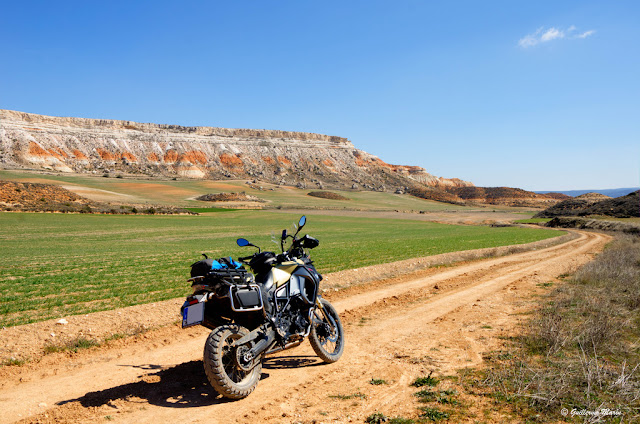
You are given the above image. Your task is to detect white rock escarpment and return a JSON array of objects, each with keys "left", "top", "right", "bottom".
[{"left": 0, "top": 109, "right": 473, "bottom": 191}]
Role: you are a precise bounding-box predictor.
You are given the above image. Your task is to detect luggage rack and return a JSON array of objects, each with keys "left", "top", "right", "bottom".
[{"left": 188, "top": 268, "right": 254, "bottom": 286}]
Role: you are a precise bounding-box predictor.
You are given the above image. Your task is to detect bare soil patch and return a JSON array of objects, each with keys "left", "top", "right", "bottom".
[
  {"left": 117, "top": 183, "right": 199, "bottom": 199},
  {"left": 61, "top": 185, "right": 139, "bottom": 203},
  {"left": 274, "top": 207, "right": 544, "bottom": 226}
]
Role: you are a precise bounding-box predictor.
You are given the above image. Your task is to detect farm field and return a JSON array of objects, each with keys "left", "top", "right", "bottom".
[
  {"left": 0, "top": 210, "right": 562, "bottom": 327},
  {"left": 0, "top": 169, "right": 533, "bottom": 213},
  {"left": 589, "top": 216, "right": 640, "bottom": 223}
]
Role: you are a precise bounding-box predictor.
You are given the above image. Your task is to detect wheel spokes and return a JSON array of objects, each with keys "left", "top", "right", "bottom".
[
  {"left": 316, "top": 320, "right": 339, "bottom": 354},
  {"left": 221, "top": 334, "right": 249, "bottom": 383}
]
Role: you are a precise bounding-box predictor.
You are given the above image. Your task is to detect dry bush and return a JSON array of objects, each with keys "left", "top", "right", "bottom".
[{"left": 477, "top": 235, "right": 640, "bottom": 422}]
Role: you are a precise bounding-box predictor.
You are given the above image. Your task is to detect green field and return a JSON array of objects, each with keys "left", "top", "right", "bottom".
[
  {"left": 0, "top": 211, "right": 562, "bottom": 327},
  {"left": 513, "top": 218, "right": 552, "bottom": 224}
]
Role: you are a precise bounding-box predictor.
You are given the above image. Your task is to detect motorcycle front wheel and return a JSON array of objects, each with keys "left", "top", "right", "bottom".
[
  {"left": 203, "top": 324, "right": 262, "bottom": 399},
  {"left": 309, "top": 298, "right": 344, "bottom": 363}
]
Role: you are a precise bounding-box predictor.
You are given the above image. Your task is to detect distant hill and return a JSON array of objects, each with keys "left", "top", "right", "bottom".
[
  {"left": 406, "top": 185, "right": 568, "bottom": 208},
  {"left": 535, "top": 190, "right": 640, "bottom": 219},
  {"left": 535, "top": 188, "right": 640, "bottom": 198},
  {"left": 443, "top": 186, "right": 568, "bottom": 208}
]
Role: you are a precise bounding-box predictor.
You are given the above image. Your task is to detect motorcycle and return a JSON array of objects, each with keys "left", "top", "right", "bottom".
[{"left": 180, "top": 215, "right": 344, "bottom": 399}]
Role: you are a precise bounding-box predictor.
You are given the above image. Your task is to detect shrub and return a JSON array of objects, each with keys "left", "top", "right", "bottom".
[
  {"left": 412, "top": 373, "right": 439, "bottom": 387},
  {"left": 479, "top": 235, "right": 640, "bottom": 421}
]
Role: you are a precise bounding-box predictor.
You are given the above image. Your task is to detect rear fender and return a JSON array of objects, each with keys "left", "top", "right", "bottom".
[{"left": 180, "top": 293, "right": 207, "bottom": 314}]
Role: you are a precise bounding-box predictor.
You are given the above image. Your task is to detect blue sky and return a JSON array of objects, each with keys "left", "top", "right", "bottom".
[{"left": 1, "top": 1, "right": 638, "bottom": 190}]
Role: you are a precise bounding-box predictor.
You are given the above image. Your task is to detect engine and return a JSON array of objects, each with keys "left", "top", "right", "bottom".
[{"left": 275, "top": 297, "right": 310, "bottom": 339}]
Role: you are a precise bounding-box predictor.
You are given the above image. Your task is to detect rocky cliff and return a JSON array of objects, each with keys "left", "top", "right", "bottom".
[{"left": 0, "top": 110, "right": 473, "bottom": 192}]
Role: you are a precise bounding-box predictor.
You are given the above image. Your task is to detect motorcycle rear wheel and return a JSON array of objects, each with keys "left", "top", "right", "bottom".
[
  {"left": 309, "top": 299, "right": 344, "bottom": 363},
  {"left": 203, "top": 324, "right": 262, "bottom": 399}
]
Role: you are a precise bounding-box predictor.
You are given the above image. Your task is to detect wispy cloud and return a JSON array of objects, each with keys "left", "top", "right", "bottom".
[
  {"left": 540, "top": 27, "right": 564, "bottom": 42},
  {"left": 518, "top": 26, "right": 596, "bottom": 48},
  {"left": 577, "top": 30, "right": 596, "bottom": 39}
]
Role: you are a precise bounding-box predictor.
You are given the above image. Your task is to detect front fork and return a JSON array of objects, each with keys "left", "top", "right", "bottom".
[{"left": 312, "top": 296, "right": 337, "bottom": 330}]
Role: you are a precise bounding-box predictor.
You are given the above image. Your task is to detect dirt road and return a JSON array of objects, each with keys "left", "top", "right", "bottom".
[{"left": 1, "top": 230, "right": 609, "bottom": 423}]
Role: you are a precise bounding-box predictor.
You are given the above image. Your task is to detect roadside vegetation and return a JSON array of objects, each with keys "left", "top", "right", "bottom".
[
  {"left": 365, "top": 375, "right": 463, "bottom": 423},
  {"left": 0, "top": 211, "right": 562, "bottom": 327},
  {"left": 513, "top": 218, "right": 552, "bottom": 224},
  {"left": 461, "top": 235, "right": 640, "bottom": 422}
]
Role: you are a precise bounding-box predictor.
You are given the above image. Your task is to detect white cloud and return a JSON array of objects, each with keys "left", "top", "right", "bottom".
[
  {"left": 518, "top": 27, "right": 543, "bottom": 48},
  {"left": 540, "top": 27, "right": 565, "bottom": 42},
  {"left": 577, "top": 30, "right": 596, "bottom": 39},
  {"left": 518, "top": 34, "right": 539, "bottom": 48},
  {"left": 519, "top": 25, "right": 595, "bottom": 48}
]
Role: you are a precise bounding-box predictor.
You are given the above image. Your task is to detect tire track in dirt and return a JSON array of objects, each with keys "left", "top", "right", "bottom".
[
  {"left": 333, "top": 230, "right": 593, "bottom": 313},
  {"left": 3, "top": 230, "right": 609, "bottom": 423}
]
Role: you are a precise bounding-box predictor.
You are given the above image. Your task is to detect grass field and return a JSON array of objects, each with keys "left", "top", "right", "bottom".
[
  {"left": 0, "top": 210, "right": 562, "bottom": 327},
  {"left": 513, "top": 218, "right": 552, "bottom": 224}
]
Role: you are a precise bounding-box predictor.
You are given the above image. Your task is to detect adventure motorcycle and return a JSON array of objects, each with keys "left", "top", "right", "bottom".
[{"left": 180, "top": 216, "right": 344, "bottom": 399}]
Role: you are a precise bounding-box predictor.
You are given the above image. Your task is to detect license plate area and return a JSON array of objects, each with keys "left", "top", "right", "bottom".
[{"left": 182, "top": 302, "right": 205, "bottom": 328}]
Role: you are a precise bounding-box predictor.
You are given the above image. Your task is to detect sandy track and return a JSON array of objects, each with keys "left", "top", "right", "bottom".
[{"left": 2, "top": 230, "right": 609, "bottom": 423}]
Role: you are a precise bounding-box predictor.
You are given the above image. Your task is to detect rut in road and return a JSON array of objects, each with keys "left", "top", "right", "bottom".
[{"left": 5, "top": 230, "right": 609, "bottom": 424}]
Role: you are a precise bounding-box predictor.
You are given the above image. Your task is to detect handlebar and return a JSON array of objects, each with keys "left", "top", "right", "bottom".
[{"left": 238, "top": 255, "right": 253, "bottom": 262}]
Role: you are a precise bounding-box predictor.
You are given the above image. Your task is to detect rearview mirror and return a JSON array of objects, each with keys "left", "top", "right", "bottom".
[
  {"left": 236, "top": 238, "right": 250, "bottom": 247},
  {"left": 298, "top": 215, "right": 306, "bottom": 229},
  {"left": 281, "top": 229, "right": 287, "bottom": 240}
]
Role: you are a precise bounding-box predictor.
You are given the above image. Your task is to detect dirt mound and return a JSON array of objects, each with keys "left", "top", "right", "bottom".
[
  {"left": 406, "top": 186, "right": 464, "bottom": 205},
  {"left": 575, "top": 192, "right": 611, "bottom": 200},
  {"left": 196, "top": 192, "right": 265, "bottom": 202},
  {"left": 307, "top": 191, "right": 350, "bottom": 200},
  {"left": 0, "top": 180, "right": 94, "bottom": 212},
  {"left": 0, "top": 180, "right": 194, "bottom": 215},
  {"left": 536, "top": 190, "right": 639, "bottom": 219}
]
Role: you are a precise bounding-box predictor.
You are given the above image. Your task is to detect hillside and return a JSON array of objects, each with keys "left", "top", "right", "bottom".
[
  {"left": 0, "top": 110, "right": 574, "bottom": 209},
  {"left": 536, "top": 190, "right": 639, "bottom": 218},
  {"left": 536, "top": 188, "right": 640, "bottom": 198},
  {"left": 0, "top": 109, "right": 472, "bottom": 194},
  {"left": 443, "top": 186, "right": 565, "bottom": 208}
]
